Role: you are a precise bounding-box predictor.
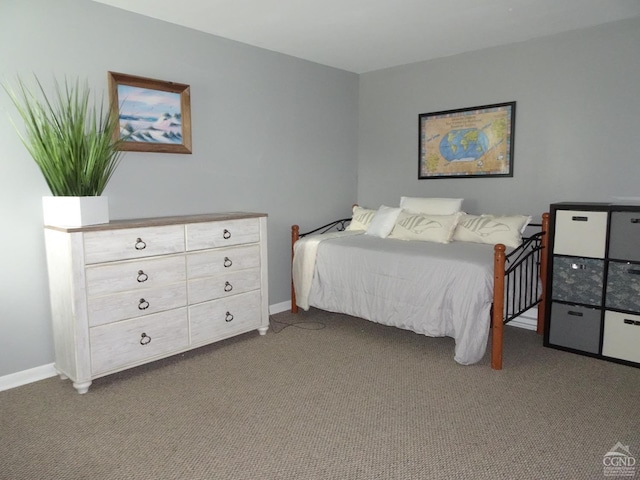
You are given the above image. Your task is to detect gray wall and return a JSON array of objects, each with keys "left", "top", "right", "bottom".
[
  {"left": 0, "top": 0, "right": 358, "bottom": 376},
  {"left": 358, "top": 17, "right": 640, "bottom": 218},
  {"left": 2, "top": 1, "right": 639, "bottom": 379}
]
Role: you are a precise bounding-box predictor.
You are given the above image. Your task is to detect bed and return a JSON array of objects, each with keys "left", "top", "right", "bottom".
[{"left": 290, "top": 198, "right": 549, "bottom": 369}]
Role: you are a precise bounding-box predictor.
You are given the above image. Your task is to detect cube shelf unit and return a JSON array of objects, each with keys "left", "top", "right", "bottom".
[{"left": 544, "top": 202, "right": 640, "bottom": 368}]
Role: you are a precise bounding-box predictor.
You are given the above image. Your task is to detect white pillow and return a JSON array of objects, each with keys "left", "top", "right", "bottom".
[
  {"left": 346, "top": 205, "right": 376, "bottom": 231},
  {"left": 400, "top": 197, "right": 464, "bottom": 215},
  {"left": 389, "top": 211, "right": 462, "bottom": 243},
  {"left": 365, "top": 205, "right": 402, "bottom": 238},
  {"left": 453, "top": 214, "right": 532, "bottom": 248}
]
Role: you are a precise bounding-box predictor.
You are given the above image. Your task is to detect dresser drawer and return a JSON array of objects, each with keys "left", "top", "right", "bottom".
[
  {"left": 187, "top": 244, "right": 260, "bottom": 279},
  {"left": 84, "top": 225, "right": 185, "bottom": 264},
  {"left": 602, "top": 311, "right": 640, "bottom": 364},
  {"left": 86, "top": 255, "right": 186, "bottom": 297},
  {"left": 609, "top": 211, "right": 640, "bottom": 262},
  {"left": 90, "top": 308, "right": 188, "bottom": 375},
  {"left": 605, "top": 261, "right": 640, "bottom": 312},
  {"left": 548, "top": 303, "right": 601, "bottom": 354},
  {"left": 551, "top": 256, "right": 604, "bottom": 306},
  {"left": 553, "top": 210, "right": 607, "bottom": 258},
  {"left": 188, "top": 269, "right": 261, "bottom": 305},
  {"left": 189, "top": 290, "right": 262, "bottom": 345},
  {"left": 186, "top": 218, "right": 260, "bottom": 251},
  {"left": 88, "top": 283, "right": 187, "bottom": 327}
]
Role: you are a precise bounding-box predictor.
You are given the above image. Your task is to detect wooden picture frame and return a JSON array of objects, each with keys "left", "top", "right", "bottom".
[
  {"left": 418, "top": 102, "right": 515, "bottom": 179},
  {"left": 108, "top": 71, "right": 192, "bottom": 154}
]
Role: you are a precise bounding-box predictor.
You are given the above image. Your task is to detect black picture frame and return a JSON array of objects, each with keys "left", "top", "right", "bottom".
[{"left": 418, "top": 101, "right": 515, "bottom": 179}]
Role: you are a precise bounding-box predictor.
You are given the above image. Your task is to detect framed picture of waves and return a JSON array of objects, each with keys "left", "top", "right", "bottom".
[
  {"left": 418, "top": 102, "right": 515, "bottom": 179},
  {"left": 108, "top": 72, "right": 192, "bottom": 154}
]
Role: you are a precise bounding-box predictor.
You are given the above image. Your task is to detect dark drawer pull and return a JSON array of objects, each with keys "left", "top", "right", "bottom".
[
  {"left": 571, "top": 263, "right": 586, "bottom": 270},
  {"left": 571, "top": 216, "right": 588, "bottom": 222},
  {"left": 140, "top": 333, "right": 151, "bottom": 345},
  {"left": 135, "top": 238, "right": 146, "bottom": 250},
  {"left": 630, "top": 218, "right": 640, "bottom": 224},
  {"left": 223, "top": 257, "right": 232, "bottom": 268},
  {"left": 138, "top": 298, "right": 150, "bottom": 310},
  {"left": 223, "top": 229, "right": 231, "bottom": 239},
  {"left": 137, "top": 270, "right": 148, "bottom": 283},
  {"left": 567, "top": 311, "right": 583, "bottom": 317},
  {"left": 627, "top": 269, "right": 640, "bottom": 275},
  {"left": 623, "top": 319, "right": 640, "bottom": 326},
  {"left": 224, "top": 281, "right": 233, "bottom": 292},
  {"left": 225, "top": 311, "right": 234, "bottom": 322}
]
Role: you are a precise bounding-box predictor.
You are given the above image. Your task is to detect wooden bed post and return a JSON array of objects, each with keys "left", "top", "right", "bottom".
[
  {"left": 291, "top": 225, "right": 300, "bottom": 313},
  {"left": 492, "top": 244, "right": 506, "bottom": 370},
  {"left": 537, "top": 213, "right": 550, "bottom": 335}
]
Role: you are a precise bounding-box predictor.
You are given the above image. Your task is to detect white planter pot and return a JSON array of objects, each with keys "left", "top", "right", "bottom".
[{"left": 42, "top": 196, "right": 110, "bottom": 227}]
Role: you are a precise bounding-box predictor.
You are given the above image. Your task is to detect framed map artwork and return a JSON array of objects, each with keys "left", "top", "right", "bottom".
[
  {"left": 108, "top": 71, "right": 192, "bottom": 154},
  {"left": 418, "top": 102, "right": 515, "bottom": 179}
]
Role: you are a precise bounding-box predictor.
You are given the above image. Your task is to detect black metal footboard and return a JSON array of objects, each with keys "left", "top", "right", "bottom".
[{"left": 503, "top": 226, "right": 545, "bottom": 324}]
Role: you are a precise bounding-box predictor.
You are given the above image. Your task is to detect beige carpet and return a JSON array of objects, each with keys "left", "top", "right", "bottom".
[{"left": 1, "top": 308, "right": 639, "bottom": 480}]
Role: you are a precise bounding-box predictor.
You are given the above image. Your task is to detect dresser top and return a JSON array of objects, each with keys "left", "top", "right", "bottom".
[{"left": 44, "top": 212, "right": 267, "bottom": 233}]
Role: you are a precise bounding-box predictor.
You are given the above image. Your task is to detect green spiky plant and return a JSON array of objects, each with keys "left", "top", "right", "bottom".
[{"left": 3, "top": 75, "right": 125, "bottom": 196}]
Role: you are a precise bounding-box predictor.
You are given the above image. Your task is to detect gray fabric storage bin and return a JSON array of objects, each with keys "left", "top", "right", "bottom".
[
  {"left": 606, "top": 261, "right": 640, "bottom": 312},
  {"left": 552, "top": 256, "right": 604, "bottom": 307},
  {"left": 548, "top": 302, "right": 602, "bottom": 354},
  {"left": 609, "top": 211, "right": 640, "bottom": 262}
]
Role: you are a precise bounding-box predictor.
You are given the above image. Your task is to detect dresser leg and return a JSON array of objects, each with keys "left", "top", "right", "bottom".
[
  {"left": 73, "top": 381, "right": 92, "bottom": 394},
  {"left": 53, "top": 365, "right": 70, "bottom": 381},
  {"left": 257, "top": 326, "right": 269, "bottom": 336}
]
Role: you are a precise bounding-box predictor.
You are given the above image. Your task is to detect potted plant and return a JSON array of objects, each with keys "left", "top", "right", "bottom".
[{"left": 3, "top": 75, "right": 125, "bottom": 226}]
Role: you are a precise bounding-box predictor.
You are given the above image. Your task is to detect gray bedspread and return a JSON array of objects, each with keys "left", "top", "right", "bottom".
[{"left": 299, "top": 233, "right": 497, "bottom": 364}]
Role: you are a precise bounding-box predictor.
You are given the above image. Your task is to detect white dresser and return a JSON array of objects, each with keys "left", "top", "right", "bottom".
[{"left": 44, "top": 212, "right": 269, "bottom": 393}]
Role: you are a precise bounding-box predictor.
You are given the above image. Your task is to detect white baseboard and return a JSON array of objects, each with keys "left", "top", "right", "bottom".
[
  {"left": 508, "top": 307, "right": 539, "bottom": 331},
  {"left": 269, "top": 300, "right": 291, "bottom": 315},
  {"left": 0, "top": 363, "right": 57, "bottom": 393},
  {"left": 0, "top": 304, "right": 539, "bottom": 392}
]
